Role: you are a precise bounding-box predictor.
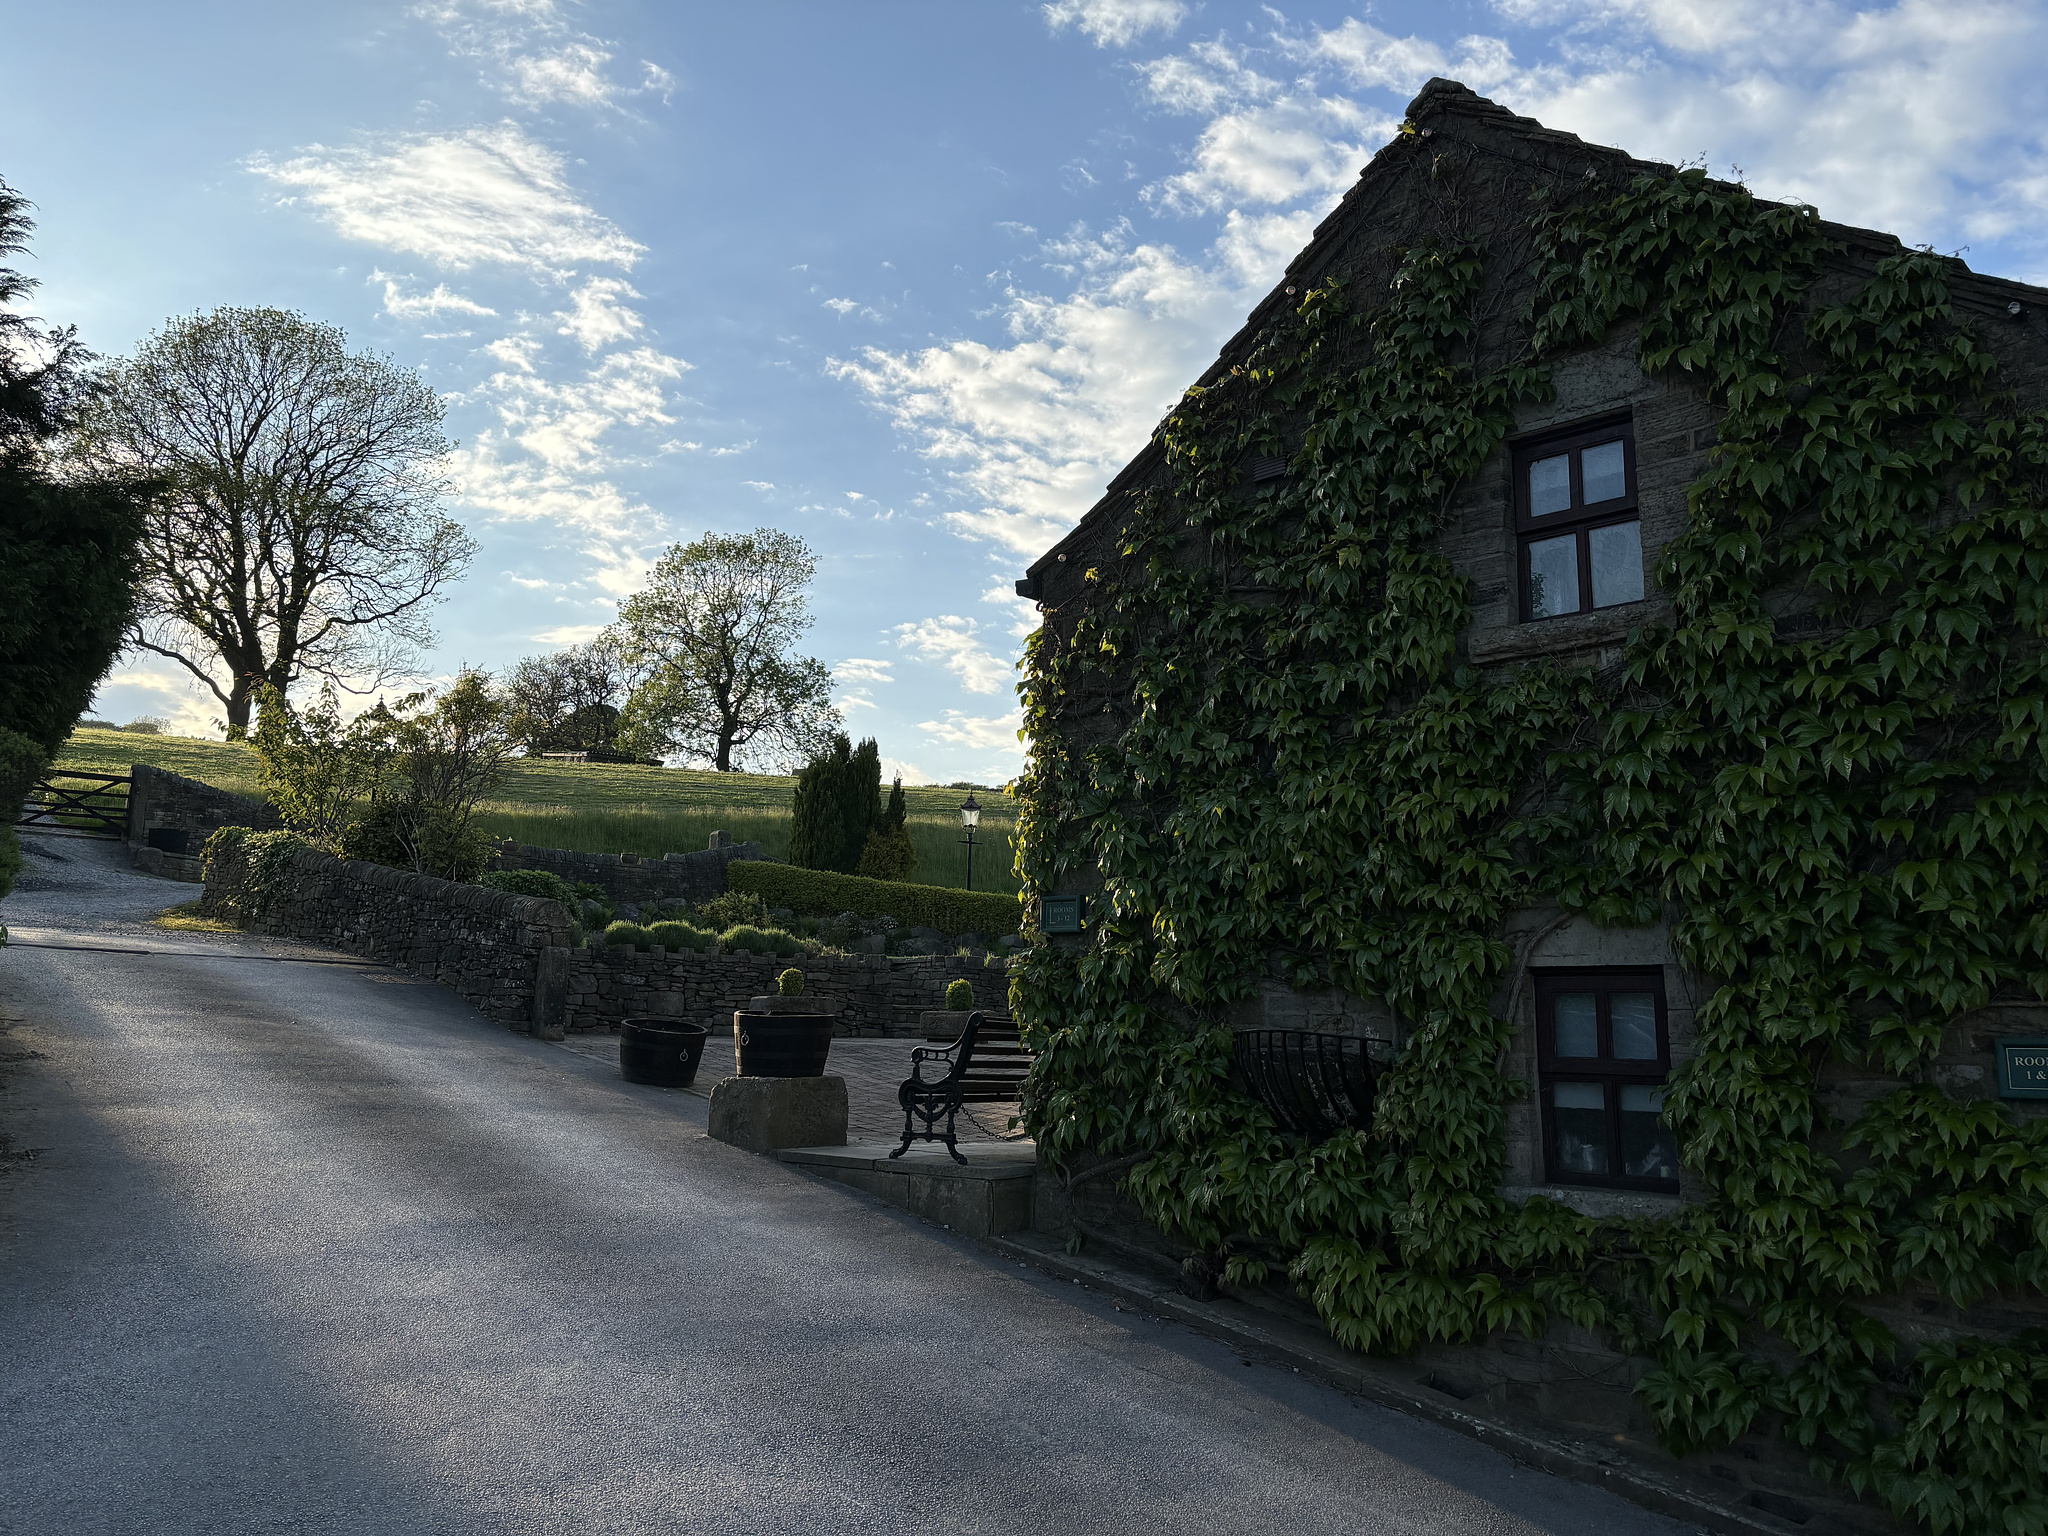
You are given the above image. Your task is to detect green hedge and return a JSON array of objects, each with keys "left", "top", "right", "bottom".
[
  {"left": 478, "top": 868, "right": 577, "bottom": 907},
  {"left": 729, "top": 861, "right": 1019, "bottom": 936}
]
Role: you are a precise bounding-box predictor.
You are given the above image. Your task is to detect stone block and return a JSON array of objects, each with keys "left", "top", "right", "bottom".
[{"left": 707, "top": 1075, "right": 848, "bottom": 1152}]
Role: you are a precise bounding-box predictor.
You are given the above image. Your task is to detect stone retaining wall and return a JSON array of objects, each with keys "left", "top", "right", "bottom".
[
  {"left": 564, "top": 945, "right": 1010, "bottom": 1036},
  {"left": 128, "top": 763, "right": 282, "bottom": 851},
  {"left": 200, "top": 835, "right": 1012, "bottom": 1037},
  {"left": 203, "top": 840, "right": 576, "bottom": 1028},
  {"left": 491, "top": 833, "right": 765, "bottom": 907}
]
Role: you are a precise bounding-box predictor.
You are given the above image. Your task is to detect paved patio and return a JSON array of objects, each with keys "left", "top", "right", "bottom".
[{"left": 552, "top": 1028, "right": 1029, "bottom": 1144}]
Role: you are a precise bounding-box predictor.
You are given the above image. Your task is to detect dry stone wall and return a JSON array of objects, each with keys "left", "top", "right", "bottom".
[
  {"left": 565, "top": 945, "right": 1010, "bottom": 1036},
  {"left": 199, "top": 836, "right": 1013, "bottom": 1037},
  {"left": 491, "top": 833, "right": 764, "bottom": 908},
  {"left": 203, "top": 841, "right": 576, "bottom": 1028},
  {"left": 128, "top": 763, "right": 282, "bottom": 881}
]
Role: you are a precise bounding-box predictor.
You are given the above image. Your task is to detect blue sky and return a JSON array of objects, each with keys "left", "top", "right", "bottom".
[{"left": 8, "top": 0, "right": 2047, "bottom": 781}]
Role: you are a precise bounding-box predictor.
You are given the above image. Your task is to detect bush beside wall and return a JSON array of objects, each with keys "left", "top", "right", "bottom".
[{"left": 728, "top": 861, "right": 1019, "bottom": 936}]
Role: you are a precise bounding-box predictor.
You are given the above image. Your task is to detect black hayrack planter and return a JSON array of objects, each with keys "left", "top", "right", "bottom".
[
  {"left": 733, "top": 1004, "right": 835, "bottom": 1078},
  {"left": 1232, "top": 1029, "right": 1386, "bottom": 1139},
  {"left": 619, "top": 1018, "right": 711, "bottom": 1088}
]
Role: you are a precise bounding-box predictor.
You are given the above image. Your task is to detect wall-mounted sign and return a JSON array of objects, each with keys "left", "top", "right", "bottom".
[
  {"left": 1041, "top": 895, "right": 1088, "bottom": 935},
  {"left": 1995, "top": 1037, "right": 2048, "bottom": 1100}
]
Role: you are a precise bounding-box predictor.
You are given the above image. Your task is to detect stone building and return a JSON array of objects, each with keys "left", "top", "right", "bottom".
[{"left": 1012, "top": 80, "right": 2048, "bottom": 1532}]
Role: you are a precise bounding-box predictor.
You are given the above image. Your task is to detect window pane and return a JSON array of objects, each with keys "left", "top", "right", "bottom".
[
  {"left": 1620, "top": 1085, "right": 1678, "bottom": 1180},
  {"left": 1553, "top": 994, "right": 1598, "bottom": 1056},
  {"left": 1588, "top": 520, "right": 1644, "bottom": 607},
  {"left": 1611, "top": 993, "right": 1659, "bottom": 1059},
  {"left": 1582, "top": 440, "right": 1626, "bottom": 503},
  {"left": 1552, "top": 1082, "right": 1609, "bottom": 1174},
  {"left": 1528, "top": 453, "right": 1571, "bottom": 516},
  {"left": 1527, "top": 533, "right": 1580, "bottom": 618}
]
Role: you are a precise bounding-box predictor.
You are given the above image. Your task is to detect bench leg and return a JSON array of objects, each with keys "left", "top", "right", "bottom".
[
  {"left": 890, "top": 1101, "right": 915, "bottom": 1159},
  {"left": 941, "top": 1102, "right": 966, "bottom": 1164}
]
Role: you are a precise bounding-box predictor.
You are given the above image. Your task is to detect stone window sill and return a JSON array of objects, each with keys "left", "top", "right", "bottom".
[
  {"left": 1501, "top": 1183, "right": 1684, "bottom": 1220},
  {"left": 1466, "top": 597, "right": 1667, "bottom": 667}
]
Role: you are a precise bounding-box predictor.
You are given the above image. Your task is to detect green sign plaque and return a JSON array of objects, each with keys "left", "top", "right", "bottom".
[
  {"left": 1041, "top": 895, "right": 1088, "bottom": 935},
  {"left": 1995, "top": 1037, "right": 2048, "bottom": 1100}
]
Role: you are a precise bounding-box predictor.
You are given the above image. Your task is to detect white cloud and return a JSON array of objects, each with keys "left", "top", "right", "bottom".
[
  {"left": 504, "top": 572, "right": 552, "bottom": 589},
  {"left": 879, "top": 756, "right": 937, "bottom": 786},
  {"left": 374, "top": 271, "right": 498, "bottom": 319},
  {"left": 919, "top": 708, "right": 1025, "bottom": 753},
  {"left": 835, "top": 657, "right": 896, "bottom": 684},
  {"left": 824, "top": 297, "right": 858, "bottom": 314},
  {"left": 743, "top": 480, "right": 776, "bottom": 492},
  {"left": 833, "top": 208, "right": 1317, "bottom": 555},
  {"left": 531, "top": 622, "right": 608, "bottom": 645},
  {"left": 1043, "top": 0, "right": 1186, "bottom": 49},
  {"left": 249, "top": 123, "right": 644, "bottom": 278},
  {"left": 555, "top": 276, "right": 645, "bottom": 351},
  {"left": 422, "top": 0, "right": 676, "bottom": 113},
  {"left": 894, "top": 616, "right": 1013, "bottom": 694}
]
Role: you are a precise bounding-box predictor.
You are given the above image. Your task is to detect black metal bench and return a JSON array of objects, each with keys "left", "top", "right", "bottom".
[{"left": 892, "top": 1011, "right": 1033, "bottom": 1163}]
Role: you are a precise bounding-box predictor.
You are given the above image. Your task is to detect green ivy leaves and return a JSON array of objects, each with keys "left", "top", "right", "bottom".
[{"left": 1013, "top": 167, "right": 2048, "bottom": 1533}]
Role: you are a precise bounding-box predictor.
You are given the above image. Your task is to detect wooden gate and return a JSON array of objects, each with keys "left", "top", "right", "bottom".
[{"left": 16, "top": 773, "right": 129, "bottom": 838}]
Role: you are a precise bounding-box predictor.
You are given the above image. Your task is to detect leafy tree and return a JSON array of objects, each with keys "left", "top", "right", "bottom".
[
  {"left": 504, "top": 637, "right": 636, "bottom": 754},
  {"left": 0, "top": 177, "right": 145, "bottom": 898},
  {"left": 612, "top": 529, "right": 839, "bottom": 771},
  {"left": 249, "top": 683, "right": 387, "bottom": 850},
  {"left": 342, "top": 670, "right": 512, "bottom": 881},
  {"left": 71, "top": 306, "right": 475, "bottom": 736}
]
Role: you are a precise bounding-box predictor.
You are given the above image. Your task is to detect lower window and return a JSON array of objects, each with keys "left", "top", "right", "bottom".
[{"left": 1536, "top": 969, "right": 1678, "bottom": 1192}]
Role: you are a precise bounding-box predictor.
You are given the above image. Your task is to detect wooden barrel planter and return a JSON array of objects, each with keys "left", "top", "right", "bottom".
[
  {"left": 619, "top": 1018, "right": 711, "bottom": 1088},
  {"left": 734, "top": 996, "right": 836, "bottom": 1078}
]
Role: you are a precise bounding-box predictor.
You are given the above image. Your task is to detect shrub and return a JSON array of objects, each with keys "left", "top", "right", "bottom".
[
  {"left": 692, "top": 888, "right": 766, "bottom": 930},
  {"left": 343, "top": 801, "right": 495, "bottom": 883},
  {"left": 646, "top": 919, "right": 713, "bottom": 952},
  {"left": 721, "top": 924, "right": 800, "bottom": 958},
  {"left": 477, "top": 868, "right": 577, "bottom": 908},
  {"left": 777, "top": 967, "right": 805, "bottom": 997},
  {"left": 856, "top": 824, "right": 917, "bottom": 882},
  {"left": 729, "top": 861, "right": 1018, "bottom": 938},
  {"left": 945, "top": 978, "right": 975, "bottom": 1010},
  {"left": 604, "top": 920, "right": 654, "bottom": 951}
]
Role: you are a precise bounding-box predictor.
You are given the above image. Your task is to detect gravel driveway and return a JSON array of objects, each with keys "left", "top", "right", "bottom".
[{"left": 0, "top": 832, "right": 1696, "bottom": 1536}]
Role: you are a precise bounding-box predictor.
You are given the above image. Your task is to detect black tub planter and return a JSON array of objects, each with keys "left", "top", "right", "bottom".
[
  {"left": 619, "top": 1017, "right": 711, "bottom": 1088},
  {"left": 734, "top": 996, "right": 836, "bottom": 1078}
]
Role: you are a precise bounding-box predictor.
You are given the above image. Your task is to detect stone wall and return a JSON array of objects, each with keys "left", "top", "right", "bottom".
[
  {"left": 199, "top": 835, "right": 1012, "bottom": 1037},
  {"left": 128, "top": 763, "right": 282, "bottom": 871},
  {"left": 491, "top": 832, "right": 765, "bottom": 908},
  {"left": 563, "top": 945, "right": 1011, "bottom": 1035},
  {"left": 203, "top": 840, "right": 576, "bottom": 1028}
]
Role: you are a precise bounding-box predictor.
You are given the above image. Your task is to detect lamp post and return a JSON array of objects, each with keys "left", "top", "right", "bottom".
[{"left": 958, "top": 793, "right": 981, "bottom": 892}]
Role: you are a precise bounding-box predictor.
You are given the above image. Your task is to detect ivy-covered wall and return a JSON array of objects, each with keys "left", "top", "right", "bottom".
[{"left": 1012, "top": 81, "right": 2048, "bottom": 1534}]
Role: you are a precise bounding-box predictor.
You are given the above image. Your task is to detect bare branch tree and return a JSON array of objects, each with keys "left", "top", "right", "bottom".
[{"left": 71, "top": 307, "right": 475, "bottom": 735}]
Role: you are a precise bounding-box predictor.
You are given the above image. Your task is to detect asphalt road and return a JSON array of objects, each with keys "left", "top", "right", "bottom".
[{"left": 0, "top": 835, "right": 1696, "bottom": 1536}]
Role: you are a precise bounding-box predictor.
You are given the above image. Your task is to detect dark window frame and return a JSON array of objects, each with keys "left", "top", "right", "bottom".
[
  {"left": 1534, "top": 966, "right": 1678, "bottom": 1194},
  {"left": 1511, "top": 415, "right": 1641, "bottom": 622}
]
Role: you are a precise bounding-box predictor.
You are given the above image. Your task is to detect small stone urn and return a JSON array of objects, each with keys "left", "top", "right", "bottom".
[{"left": 733, "top": 969, "right": 837, "bottom": 1077}]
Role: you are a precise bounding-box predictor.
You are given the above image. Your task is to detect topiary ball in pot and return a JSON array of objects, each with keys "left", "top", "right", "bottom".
[
  {"left": 777, "top": 967, "right": 805, "bottom": 997},
  {"left": 945, "top": 978, "right": 975, "bottom": 1011}
]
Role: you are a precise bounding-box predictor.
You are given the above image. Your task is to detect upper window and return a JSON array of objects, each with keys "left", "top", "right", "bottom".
[
  {"left": 1513, "top": 418, "right": 1643, "bottom": 621},
  {"left": 1535, "top": 968, "right": 1678, "bottom": 1193}
]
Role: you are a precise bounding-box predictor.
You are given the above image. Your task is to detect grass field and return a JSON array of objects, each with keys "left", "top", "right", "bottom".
[{"left": 54, "top": 728, "right": 1021, "bottom": 893}]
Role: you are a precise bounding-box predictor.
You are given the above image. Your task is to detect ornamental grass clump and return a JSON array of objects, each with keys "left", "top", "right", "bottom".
[
  {"left": 721, "top": 924, "right": 800, "bottom": 958},
  {"left": 646, "top": 920, "right": 713, "bottom": 952},
  {"left": 603, "top": 920, "right": 654, "bottom": 952}
]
